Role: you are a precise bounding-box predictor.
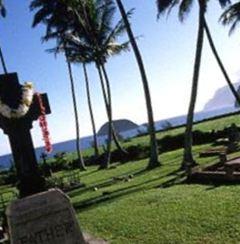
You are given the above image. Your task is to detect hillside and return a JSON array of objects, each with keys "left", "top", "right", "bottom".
[{"left": 203, "top": 82, "right": 240, "bottom": 111}]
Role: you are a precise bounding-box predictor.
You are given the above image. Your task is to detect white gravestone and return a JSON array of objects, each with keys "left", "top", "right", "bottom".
[{"left": 6, "top": 189, "right": 86, "bottom": 244}]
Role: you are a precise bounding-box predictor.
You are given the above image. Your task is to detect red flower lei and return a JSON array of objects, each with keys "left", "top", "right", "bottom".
[{"left": 35, "top": 93, "right": 53, "bottom": 153}]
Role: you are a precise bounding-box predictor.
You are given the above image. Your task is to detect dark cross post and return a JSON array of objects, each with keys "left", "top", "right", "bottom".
[{"left": 0, "top": 73, "right": 51, "bottom": 198}]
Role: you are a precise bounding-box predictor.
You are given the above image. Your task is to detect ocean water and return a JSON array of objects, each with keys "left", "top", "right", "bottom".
[{"left": 0, "top": 106, "right": 239, "bottom": 169}]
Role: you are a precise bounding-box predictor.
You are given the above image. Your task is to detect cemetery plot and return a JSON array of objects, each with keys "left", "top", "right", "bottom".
[
  {"left": 48, "top": 171, "right": 85, "bottom": 192},
  {"left": 199, "top": 146, "right": 227, "bottom": 157},
  {"left": 189, "top": 156, "right": 240, "bottom": 183}
]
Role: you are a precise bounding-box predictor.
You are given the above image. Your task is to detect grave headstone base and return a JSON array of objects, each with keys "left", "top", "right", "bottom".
[{"left": 6, "top": 188, "right": 86, "bottom": 244}]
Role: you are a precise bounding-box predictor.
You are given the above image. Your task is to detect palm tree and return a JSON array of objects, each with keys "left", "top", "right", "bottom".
[
  {"left": 203, "top": 17, "right": 240, "bottom": 106},
  {"left": 157, "top": 0, "right": 230, "bottom": 169},
  {"left": 83, "top": 63, "right": 99, "bottom": 158},
  {"left": 0, "top": 0, "right": 7, "bottom": 74},
  {"left": 100, "top": 61, "right": 128, "bottom": 155},
  {"left": 115, "top": 0, "right": 160, "bottom": 169},
  {"left": 96, "top": 61, "right": 113, "bottom": 168},
  {"left": 65, "top": 50, "right": 86, "bottom": 170},
  {"left": 30, "top": 0, "right": 86, "bottom": 170},
  {"left": 220, "top": 3, "right": 240, "bottom": 106},
  {"left": 64, "top": 0, "right": 130, "bottom": 168}
]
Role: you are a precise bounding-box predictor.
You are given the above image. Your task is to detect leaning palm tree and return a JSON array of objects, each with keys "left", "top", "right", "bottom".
[
  {"left": 157, "top": 0, "right": 230, "bottom": 169},
  {"left": 65, "top": 48, "right": 86, "bottom": 171},
  {"left": 74, "top": 0, "right": 128, "bottom": 153},
  {"left": 65, "top": 0, "right": 130, "bottom": 169},
  {"left": 220, "top": 2, "right": 240, "bottom": 106},
  {"left": 83, "top": 63, "right": 99, "bottom": 158},
  {"left": 203, "top": 17, "right": 240, "bottom": 106},
  {"left": 30, "top": 0, "right": 86, "bottom": 170},
  {"left": 0, "top": 0, "right": 7, "bottom": 74},
  {"left": 115, "top": 0, "right": 160, "bottom": 169},
  {"left": 69, "top": 50, "right": 100, "bottom": 159}
]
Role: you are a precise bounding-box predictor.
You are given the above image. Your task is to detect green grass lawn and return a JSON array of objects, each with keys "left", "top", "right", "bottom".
[
  {"left": 69, "top": 144, "right": 240, "bottom": 243},
  {"left": 68, "top": 114, "right": 240, "bottom": 243},
  {"left": 2, "top": 113, "right": 240, "bottom": 243}
]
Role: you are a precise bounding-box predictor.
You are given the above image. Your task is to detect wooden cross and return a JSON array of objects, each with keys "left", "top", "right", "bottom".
[{"left": 0, "top": 73, "right": 51, "bottom": 197}]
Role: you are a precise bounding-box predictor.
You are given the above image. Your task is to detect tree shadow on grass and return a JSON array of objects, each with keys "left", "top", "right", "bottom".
[
  {"left": 68, "top": 167, "right": 148, "bottom": 198},
  {"left": 156, "top": 172, "right": 186, "bottom": 189},
  {"left": 79, "top": 169, "right": 99, "bottom": 178},
  {"left": 73, "top": 168, "right": 185, "bottom": 213},
  {"left": 70, "top": 154, "right": 184, "bottom": 201},
  {"left": 72, "top": 153, "right": 183, "bottom": 198}
]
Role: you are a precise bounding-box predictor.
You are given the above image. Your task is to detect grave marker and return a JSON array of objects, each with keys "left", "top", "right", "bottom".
[
  {"left": 0, "top": 73, "right": 50, "bottom": 197},
  {"left": 6, "top": 189, "right": 86, "bottom": 244}
]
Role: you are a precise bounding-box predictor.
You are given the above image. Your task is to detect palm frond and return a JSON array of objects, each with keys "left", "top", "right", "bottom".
[
  {"left": 0, "top": 0, "right": 6, "bottom": 18},
  {"left": 30, "top": 0, "right": 129, "bottom": 65},
  {"left": 156, "top": 0, "right": 179, "bottom": 17},
  {"left": 32, "top": 7, "right": 51, "bottom": 27},
  {"left": 220, "top": 2, "right": 240, "bottom": 35},
  {"left": 178, "top": 0, "right": 194, "bottom": 22},
  {"left": 106, "top": 41, "right": 130, "bottom": 57},
  {"left": 98, "top": 0, "right": 116, "bottom": 37},
  {"left": 218, "top": 0, "right": 231, "bottom": 8},
  {"left": 103, "top": 9, "right": 133, "bottom": 48}
]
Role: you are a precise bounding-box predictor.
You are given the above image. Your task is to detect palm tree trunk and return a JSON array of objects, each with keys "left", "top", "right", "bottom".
[
  {"left": 204, "top": 18, "right": 240, "bottom": 106},
  {"left": 101, "top": 63, "right": 128, "bottom": 154},
  {"left": 115, "top": 0, "right": 159, "bottom": 169},
  {"left": 0, "top": 46, "right": 7, "bottom": 74},
  {"left": 182, "top": 1, "right": 205, "bottom": 169},
  {"left": 65, "top": 55, "right": 86, "bottom": 171},
  {"left": 83, "top": 63, "right": 99, "bottom": 158},
  {"left": 96, "top": 62, "right": 112, "bottom": 169}
]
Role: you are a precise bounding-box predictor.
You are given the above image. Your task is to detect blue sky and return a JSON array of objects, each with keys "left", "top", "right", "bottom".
[{"left": 0, "top": 0, "right": 240, "bottom": 155}]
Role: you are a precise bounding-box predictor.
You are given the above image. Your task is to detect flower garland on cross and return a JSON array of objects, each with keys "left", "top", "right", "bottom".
[
  {"left": 0, "top": 82, "right": 52, "bottom": 153},
  {"left": 35, "top": 93, "right": 53, "bottom": 153},
  {"left": 0, "top": 82, "right": 34, "bottom": 118}
]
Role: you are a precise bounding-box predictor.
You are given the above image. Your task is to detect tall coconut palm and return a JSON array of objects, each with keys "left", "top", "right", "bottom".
[
  {"left": 83, "top": 63, "right": 99, "bottom": 158},
  {"left": 157, "top": 0, "right": 230, "bottom": 169},
  {"left": 100, "top": 61, "right": 128, "bottom": 155},
  {"left": 67, "top": 48, "right": 100, "bottom": 159},
  {"left": 115, "top": 0, "right": 160, "bottom": 169},
  {"left": 64, "top": 0, "right": 130, "bottom": 168},
  {"left": 79, "top": 0, "right": 130, "bottom": 159},
  {"left": 68, "top": 39, "right": 129, "bottom": 160},
  {"left": 203, "top": 17, "right": 240, "bottom": 106},
  {"left": 0, "top": 0, "right": 7, "bottom": 74},
  {"left": 30, "top": 0, "right": 86, "bottom": 170},
  {"left": 220, "top": 2, "right": 240, "bottom": 106},
  {"left": 65, "top": 50, "right": 86, "bottom": 170}
]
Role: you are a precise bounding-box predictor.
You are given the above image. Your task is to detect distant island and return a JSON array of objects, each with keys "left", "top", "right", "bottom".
[{"left": 97, "top": 119, "right": 139, "bottom": 136}]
